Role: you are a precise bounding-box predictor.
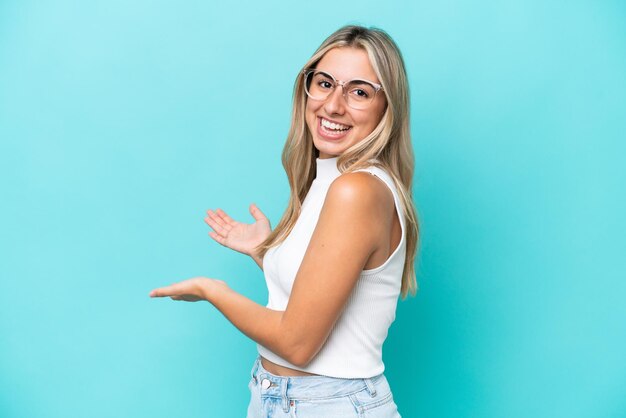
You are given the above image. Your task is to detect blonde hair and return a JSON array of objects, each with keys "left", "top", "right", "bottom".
[{"left": 257, "top": 25, "right": 420, "bottom": 299}]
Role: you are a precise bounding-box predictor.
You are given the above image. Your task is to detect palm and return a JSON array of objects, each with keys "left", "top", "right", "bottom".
[
  {"left": 205, "top": 204, "right": 271, "bottom": 256},
  {"left": 223, "top": 219, "right": 270, "bottom": 253}
]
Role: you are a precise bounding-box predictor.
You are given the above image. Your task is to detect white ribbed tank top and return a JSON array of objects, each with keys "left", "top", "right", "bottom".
[{"left": 257, "top": 156, "right": 406, "bottom": 378}]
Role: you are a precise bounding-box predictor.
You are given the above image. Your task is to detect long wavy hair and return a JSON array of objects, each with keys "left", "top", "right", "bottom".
[{"left": 256, "top": 25, "right": 420, "bottom": 299}]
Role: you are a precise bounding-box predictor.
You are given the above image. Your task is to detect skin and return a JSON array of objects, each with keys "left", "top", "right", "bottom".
[
  {"left": 306, "top": 47, "right": 387, "bottom": 159},
  {"left": 149, "top": 47, "right": 402, "bottom": 376}
]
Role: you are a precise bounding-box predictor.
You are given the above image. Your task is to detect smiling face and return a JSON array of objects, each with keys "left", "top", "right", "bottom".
[{"left": 305, "top": 47, "right": 387, "bottom": 159}]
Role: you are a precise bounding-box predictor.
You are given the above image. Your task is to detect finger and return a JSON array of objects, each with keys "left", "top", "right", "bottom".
[
  {"left": 249, "top": 203, "right": 268, "bottom": 222},
  {"left": 208, "top": 231, "right": 227, "bottom": 245},
  {"left": 149, "top": 287, "right": 172, "bottom": 298},
  {"left": 205, "top": 212, "right": 230, "bottom": 236},
  {"left": 207, "top": 209, "right": 230, "bottom": 230},
  {"left": 215, "top": 208, "right": 236, "bottom": 226},
  {"left": 205, "top": 216, "right": 228, "bottom": 237},
  {"left": 149, "top": 281, "right": 185, "bottom": 297}
]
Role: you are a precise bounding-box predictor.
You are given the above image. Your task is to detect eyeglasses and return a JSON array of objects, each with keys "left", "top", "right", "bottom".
[{"left": 303, "top": 69, "right": 384, "bottom": 110}]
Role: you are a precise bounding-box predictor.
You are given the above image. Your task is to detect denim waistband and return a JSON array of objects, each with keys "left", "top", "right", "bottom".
[{"left": 250, "top": 355, "right": 384, "bottom": 400}]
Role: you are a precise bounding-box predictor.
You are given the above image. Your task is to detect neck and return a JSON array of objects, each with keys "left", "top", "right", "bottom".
[{"left": 315, "top": 156, "right": 340, "bottom": 182}]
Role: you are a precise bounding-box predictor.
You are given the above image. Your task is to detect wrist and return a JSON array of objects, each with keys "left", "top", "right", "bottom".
[{"left": 201, "top": 278, "right": 230, "bottom": 302}]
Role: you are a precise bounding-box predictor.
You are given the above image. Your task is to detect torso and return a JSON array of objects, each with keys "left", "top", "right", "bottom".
[
  {"left": 261, "top": 356, "right": 319, "bottom": 376},
  {"left": 260, "top": 184, "right": 402, "bottom": 377}
]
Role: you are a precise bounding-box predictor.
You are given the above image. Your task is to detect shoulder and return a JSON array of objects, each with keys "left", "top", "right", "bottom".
[
  {"left": 324, "top": 171, "right": 394, "bottom": 213},
  {"left": 313, "top": 171, "right": 393, "bottom": 253}
]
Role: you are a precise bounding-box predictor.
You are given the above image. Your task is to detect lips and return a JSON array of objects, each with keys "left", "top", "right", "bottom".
[{"left": 317, "top": 117, "right": 352, "bottom": 140}]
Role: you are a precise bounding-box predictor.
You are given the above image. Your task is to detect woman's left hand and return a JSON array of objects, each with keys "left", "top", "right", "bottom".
[{"left": 149, "top": 277, "right": 228, "bottom": 302}]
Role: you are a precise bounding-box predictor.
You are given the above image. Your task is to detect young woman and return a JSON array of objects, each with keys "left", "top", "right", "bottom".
[{"left": 150, "top": 25, "right": 419, "bottom": 417}]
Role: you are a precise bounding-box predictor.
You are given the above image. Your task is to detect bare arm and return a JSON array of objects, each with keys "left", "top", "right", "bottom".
[{"left": 152, "top": 173, "right": 393, "bottom": 366}]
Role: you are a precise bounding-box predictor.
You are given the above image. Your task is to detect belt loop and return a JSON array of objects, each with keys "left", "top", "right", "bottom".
[
  {"left": 250, "top": 356, "right": 260, "bottom": 382},
  {"left": 281, "top": 377, "right": 290, "bottom": 413},
  {"left": 363, "top": 377, "right": 377, "bottom": 398}
]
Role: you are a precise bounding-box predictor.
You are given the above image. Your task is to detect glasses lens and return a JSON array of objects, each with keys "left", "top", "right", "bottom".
[
  {"left": 303, "top": 70, "right": 380, "bottom": 109},
  {"left": 305, "top": 71, "right": 334, "bottom": 100},
  {"left": 345, "top": 80, "right": 377, "bottom": 109}
]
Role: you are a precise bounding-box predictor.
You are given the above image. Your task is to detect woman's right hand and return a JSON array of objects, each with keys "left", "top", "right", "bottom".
[{"left": 204, "top": 204, "right": 271, "bottom": 261}]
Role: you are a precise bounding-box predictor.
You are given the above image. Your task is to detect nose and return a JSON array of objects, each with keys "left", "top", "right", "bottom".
[{"left": 323, "top": 86, "right": 346, "bottom": 115}]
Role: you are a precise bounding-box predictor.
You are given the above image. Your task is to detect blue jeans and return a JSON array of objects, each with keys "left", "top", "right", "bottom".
[{"left": 246, "top": 355, "right": 402, "bottom": 417}]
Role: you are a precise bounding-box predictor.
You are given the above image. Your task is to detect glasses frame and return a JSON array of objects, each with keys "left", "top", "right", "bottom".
[{"left": 302, "top": 68, "right": 384, "bottom": 109}]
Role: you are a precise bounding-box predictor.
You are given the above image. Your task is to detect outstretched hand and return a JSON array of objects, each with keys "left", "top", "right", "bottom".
[
  {"left": 205, "top": 204, "right": 271, "bottom": 257},
  {"left": 149, "top": 277, "right": 229, "bottom": 302}
]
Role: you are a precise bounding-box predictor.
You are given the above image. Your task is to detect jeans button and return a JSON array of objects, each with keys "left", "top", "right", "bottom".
[{"left": 261, "top": 378, "right": 271, "bottom": 390}]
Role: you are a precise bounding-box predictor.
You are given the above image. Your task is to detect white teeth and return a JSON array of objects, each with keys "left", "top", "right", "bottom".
[{"left": 321, "top": 118, "right": 350, "bottom": 131}]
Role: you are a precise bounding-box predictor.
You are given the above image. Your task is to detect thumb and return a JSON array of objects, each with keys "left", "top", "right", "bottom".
[{"left": 249, "top": 203, "right": 268, "bottom": 222}]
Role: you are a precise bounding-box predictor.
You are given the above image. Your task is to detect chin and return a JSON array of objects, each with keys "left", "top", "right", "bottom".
[{"left": 312, "top": 141, "right": 341, "bottom": 159}]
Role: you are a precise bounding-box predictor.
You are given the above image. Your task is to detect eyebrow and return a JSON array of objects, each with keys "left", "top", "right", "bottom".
[
  {"left": 313, "top": 70, "right": 334, "bottom": 78},
  {"left": 314, "top": 69, "right": 381, "bottom": 85}
]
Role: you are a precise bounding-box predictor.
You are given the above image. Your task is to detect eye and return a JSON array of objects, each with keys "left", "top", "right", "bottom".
[
  {"left": 318, "top": 80, "right": 333, "bottom": 90},
  {"left": 353, "top": 88, "right": 369, "bottom": 98},
  {"left": 311, "top": 72, "right": 335, "bottom": 91},
  {"left": 346, "top": 81, "right": 376, "bottom": 100}
]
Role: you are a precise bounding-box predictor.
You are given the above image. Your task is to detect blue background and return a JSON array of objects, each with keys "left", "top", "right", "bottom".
[{"left": 1, "top": 1, "right": 625, "bottom": 417}]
